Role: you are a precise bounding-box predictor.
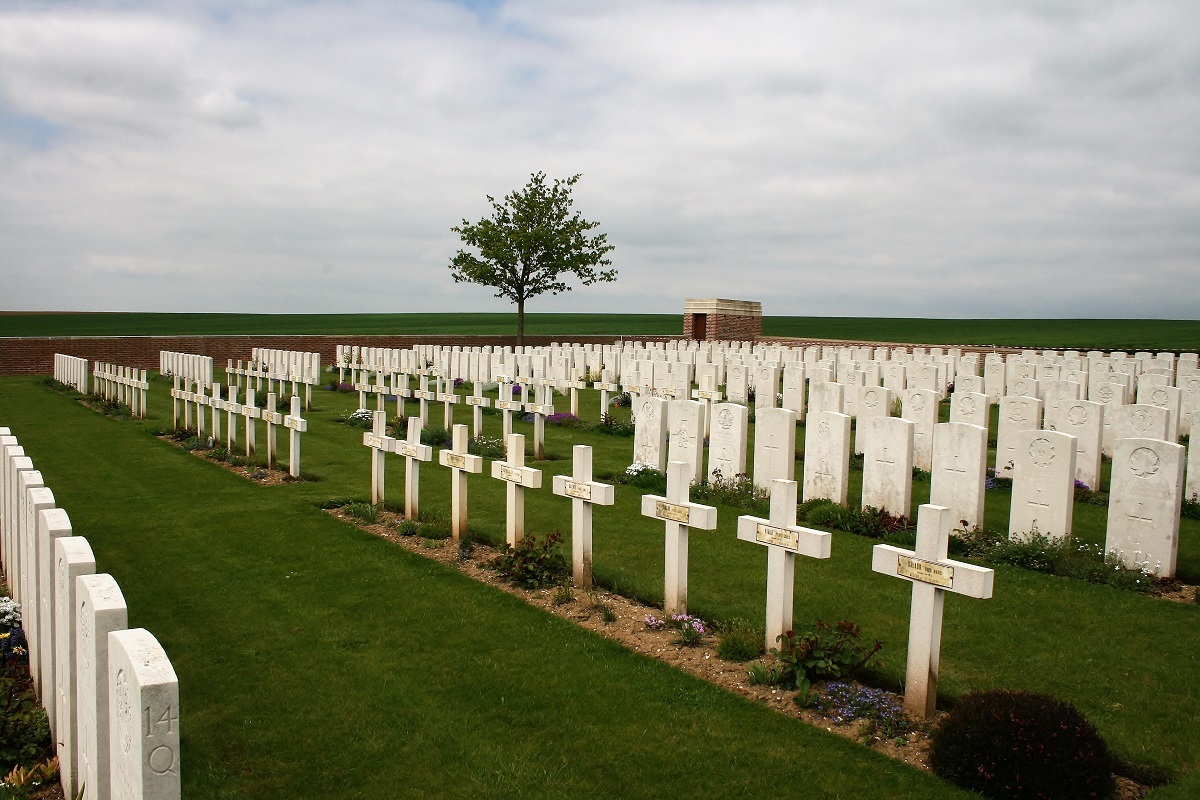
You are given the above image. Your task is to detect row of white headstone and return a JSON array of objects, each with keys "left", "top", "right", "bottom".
[
  {"left": 91, "top": 362, "right": 149, "bottom": 418},
  {"left": 158, "top": 351, "right": 213, "bottom": 390},
  {"left": 169, "top": 379, "right": 308, "bottom": 476},
  {"left": 1, "top": 426, "right": 179, "bottom": 800},
  {"left": 54, "top": 353, "right": 90, "bottom": 394},
  {"left": 625, "top": 390, "right": 1194, "bottom": 578}
]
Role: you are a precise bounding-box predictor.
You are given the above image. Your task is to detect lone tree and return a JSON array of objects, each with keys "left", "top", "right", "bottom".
[{"left": 449, "top": 172, "right": 616, "bottom": 345}]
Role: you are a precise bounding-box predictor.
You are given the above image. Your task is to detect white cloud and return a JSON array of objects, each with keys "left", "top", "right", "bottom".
[{"left": 0, "top": 0, "right": 1197, "bottom": 318}]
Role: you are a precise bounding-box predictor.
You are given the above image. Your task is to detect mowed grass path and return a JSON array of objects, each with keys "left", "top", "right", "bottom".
[
  {"left": 3, "top": 312, "right": 1199, "bottom": 350},
  {"left": 0, "top": 378, "right": 969, "bottom": 800}
]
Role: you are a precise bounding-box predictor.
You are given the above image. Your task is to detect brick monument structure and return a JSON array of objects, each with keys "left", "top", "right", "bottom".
[{"left": 682, "top": 299, "right": 762, "bottom": 341}]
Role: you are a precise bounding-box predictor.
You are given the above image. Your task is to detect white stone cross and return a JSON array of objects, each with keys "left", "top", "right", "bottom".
[
  {"left": 465, "top": 381, "right": 492, "bottom": 438},
  {"left": 490, "top": 433, "right": 543, "bottom": 546},
  {"left": 392, "top": 417, "right": 432, "bottom": 520},
  {"left": 412, "top": 375, "right": 436, "bottom": 428},
  {"left": 736, "top": 479, "right": 831, "bottom": 652},
  {"left": 552, "top": 445, "right": 615, "bottom": 590},
  {"left": 593, "top": 371, "right": 621, "bottom": 422},
  {"left": 436, "top": 378, "right": 461, "bottom": 429},
  {"left": 639, "top": 460, "right": 719, "bottom": 615},
  {"left": 393, "top": 371, "right": 412, "bottom": 418},
  {"left": 438, "top": 423, "right": 483, "bottom": 543},
  {"left": 363, "top": 410, "right": 396, "bottom": 506},
  {"left": 240, "top": 388, "right": 262, "bottom": 458},
  {"left": 261, "top": 392, "right": 284, "bottom": 470},
  {"left": 283, "top": 395, "right": 307, "bottom": 477},
  {"left": 209, "top": 383, "right": 224, "bottom": 442},
  {"left": 526, "top": 384, "right": 555, "bottom": 460},
  {"left": 871, "top": 503, "right": 994, "bottom": 718},
  {"left": 224, "top": 385, "right": 241, "bottom": 451},
  {"left": 495, "top": 380, "right": 524, "bottom": 440}
]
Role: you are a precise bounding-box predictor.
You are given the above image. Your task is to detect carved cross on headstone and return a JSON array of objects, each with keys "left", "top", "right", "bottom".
[
  {"left": 871, "top": 504, "right": 994, "bottom": 718},
  {"left": 393, "top": 417, "right": 432, "bottom": 520},
  {"left": 736, "top": 479, "right": 831, "bottom": 651},
  {"left": 552, "top": 445, "right": 615, "bottom": 589},
  {"left": 639, "top": 461, "right": 718, "bottom": 615},
  {"left": 490, "top": 433, "right": 543, "bottom": 546},
  {"left": 438, "top": 424, "right": 483, "bottom": 544}
]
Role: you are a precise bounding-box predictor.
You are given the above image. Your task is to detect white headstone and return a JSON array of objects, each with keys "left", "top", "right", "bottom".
[
  {"left": 860, "top": 417, "right": 915, "bottom": 518},
  {"left": 801, "top": 411, "right": 851, "bottom": 506},
  {"left": 930, "top": 422, "right": 988, "bottom": 531},
  {"left": 1106, "top": 404, "right": 1169, "bottom": 457},
  {"left": 1045, "top": 399, "right": 1104, "bottom": 490},
  {"left": 706, "top": 403, "right": 749, "bottom": 483},
  {"left": 1009, "top": 429, "right": 1077, "bottom": 540},
  {"left": 752, "top": 408, "right": 797, "bottom": 492},
  {"left": 55, "top": 535, "right": 96, "bottom": 797},
  {"left": 995, "top": 395, "right": 1043, "bottom": 476},
  {"left": 1105, "top": 437, "right": 1185, "bottom": 577},
  {"left": 77, "top": 573, "right": 128, "bottom": 800},
  {"left": 108, "top": 628, "right": 181, "bottom": 800},
  {"left": 632, "top": 397, "right": 669, "bottom": 471},
  {"left": 949, "top": 391, "right": 990, "bottom": 429},
  {"left": 901, "top": 388, "right": 939, "bottom": 472}
]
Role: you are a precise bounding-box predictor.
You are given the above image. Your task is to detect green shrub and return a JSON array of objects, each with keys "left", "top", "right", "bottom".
[
  {"left": 929, "top": 689, "right": 1114, "bottom": 800},
  {"left": 468, "top": 435, "right": 505, "bottom": 458},
  {"left": 0, "top": 677, "right": 51, "bottom": 773},
  {"left": 420, "top": 426, "right": 453, "bottom": 448},
  {"left": 746, "top": 662, "right": 787, "bottom": 686},
  {"left": 771, "top": 620, "right": 883, "bottom": 688},
  {"left": 620, "top": 464, "right": 667, "bottom": 492},
  {"left": 490, "top": 532, "right": 569, "bottom": 589},
  {"left": 796, "top": 501, "right": 912, "bottom": 540},
  {"left": 716, "top": 619, "right": 764, "bottom": 662}
]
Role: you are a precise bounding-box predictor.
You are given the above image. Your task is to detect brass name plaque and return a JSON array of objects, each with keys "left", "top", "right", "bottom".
[
  {"left": 756, "top": 523, "right": 799, "bottom": 550},
  {"left": 363, "top": 434, "right": 385, "bottom": 449},
  {"left": 444, "top": 453, "right": 467, "bottom": 469},
  {"left": 466, "top": 396, "right": 487, "bottom": 405},
  {"left": 564, "top": 481, "right": 592, "bottom": 500},
  {"left": 655, "top": 501, "right": 691, "bottom": 524},
  {"left": 897, "top": 556, "right": 954, "bottom": 588},
  {"left": 497, "top": 400, "right": 523, "bottom": 411},
  {"left": 395, "top": 442, "right": 419, "bottom": 458},
  {"left": 595, "top": 383, "right": 618, "bottom": 391},
  {"left": 499, "top": 465, "right": 523, "bottom": 483}
]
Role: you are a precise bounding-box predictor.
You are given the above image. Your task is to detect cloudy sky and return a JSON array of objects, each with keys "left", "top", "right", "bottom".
[{"left": 1, "top": 1, "right": 1198, "bottom": 318}]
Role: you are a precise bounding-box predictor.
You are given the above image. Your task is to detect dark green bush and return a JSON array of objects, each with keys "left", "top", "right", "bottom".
[
  {"left": 420, "top": 426, "right": 453, "bottom": 448},
  {"left": 0, "top": 676, "right": 51, "bottom": 773},
  {"left": 770, "top": 620, "right": 882, "bottom": 688},
  {"left": 930, "top": 689, "right": 1114, "bottom": 800},
  {"left": 490, "top": 532, "right": 569, "bottom": 589}
]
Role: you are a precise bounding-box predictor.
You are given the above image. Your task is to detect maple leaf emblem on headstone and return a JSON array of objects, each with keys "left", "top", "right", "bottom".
[
  {"left": 1129, "top": 447, "right": 1160, "bottom": 478},
  {"left": 1067, "top": 405, "right": 1088, "bottom": 426}
]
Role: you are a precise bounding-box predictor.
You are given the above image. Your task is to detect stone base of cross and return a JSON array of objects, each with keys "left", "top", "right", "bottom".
[
  {"left": 872, "top": 503, "right": 994, "bottom": 718},
  {"left": 640, "top": 461, "right": 718, "bottom": 615},
  {"left": 736, "top": 479, "right": 831, "bottom": 652},
  {"left": 552, "top": 445, "right": 615, "bottom": 589}
]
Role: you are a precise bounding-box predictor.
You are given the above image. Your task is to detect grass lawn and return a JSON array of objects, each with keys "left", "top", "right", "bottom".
[
  {"left": 3, "top": 312, "right": 1199, "bottom": 350},
  {"left": 2, "top": 374, "right": 1198, "bottom": 798}
]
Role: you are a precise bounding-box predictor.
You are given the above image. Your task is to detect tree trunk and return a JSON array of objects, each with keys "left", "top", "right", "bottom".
[{"left": 516, "top": 298, "right": 525, "bottom": 347}]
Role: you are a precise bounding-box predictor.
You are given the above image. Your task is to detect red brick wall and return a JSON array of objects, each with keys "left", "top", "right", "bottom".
[
  {"left": 710, "top": 313, "right": 762, "bottom": 341},
  {"left": 0, "top": 334, "right": 685, "bottom": 376}
]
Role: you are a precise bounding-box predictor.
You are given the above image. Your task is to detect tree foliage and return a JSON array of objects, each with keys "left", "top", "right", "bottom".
[{"left": 449, "top": 172, "right": 616, "bottom": 343}]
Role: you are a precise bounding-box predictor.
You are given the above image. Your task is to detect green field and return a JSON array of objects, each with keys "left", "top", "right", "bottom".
[
  {"left": 3, "top": 312, "right": 1199, "bottom": 350},
  {"left": 1, "top": 374, "right": 1197, "bottom": 798}
]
